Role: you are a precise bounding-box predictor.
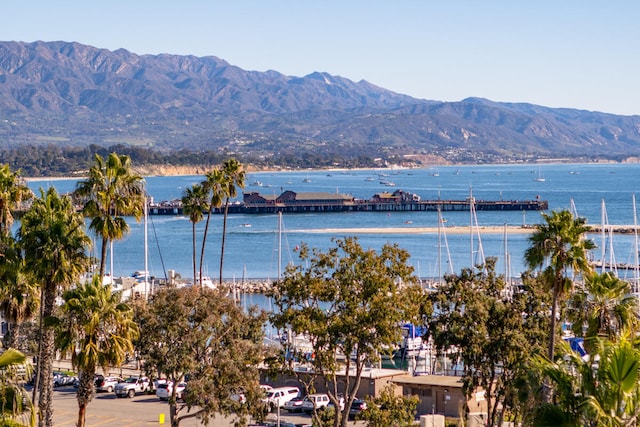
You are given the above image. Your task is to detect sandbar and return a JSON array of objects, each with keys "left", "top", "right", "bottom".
[{"left": 289, "top": 225, "right": 535, "bottom": 235}]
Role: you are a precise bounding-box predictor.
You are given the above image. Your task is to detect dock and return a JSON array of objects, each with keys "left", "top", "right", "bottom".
[{"left": 148, "top": 189, "right": 549, "bottom": 215}]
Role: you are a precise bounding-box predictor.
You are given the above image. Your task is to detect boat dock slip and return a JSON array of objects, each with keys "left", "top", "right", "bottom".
[{"left": 148, "top": 189, "right": 549, "bottom": 215}]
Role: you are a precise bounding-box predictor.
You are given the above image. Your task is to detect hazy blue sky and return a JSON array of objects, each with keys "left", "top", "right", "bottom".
[{"left": 4, "top": 1, "right": 639, "bottom": 115}]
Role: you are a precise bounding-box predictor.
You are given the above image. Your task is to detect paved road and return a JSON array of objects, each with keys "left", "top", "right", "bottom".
[
  {"left": 47, "top": 361, "right": 363, "bottom": 426},
  {"left": 50, "top": 385, "right": 358, "bottom": 427}
]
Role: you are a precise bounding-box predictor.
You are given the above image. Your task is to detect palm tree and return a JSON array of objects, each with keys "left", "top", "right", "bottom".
[
  {"left": 524, "top": 209, "right": 595, "bottom": 361},
  {"left": 0, "top": 235, "right": 39, "bottom": 349},
  {"left": 181, "top": 183, "right": 209, "bottom": 286},
  {"left": 568, "top": 272, "right": 638, "bottom": 342},
  {"left": 218, "top": 159, "right": 245, "bottom": 285},
  {"left": 57, "top": 275, "right": 138, "bottom": 427},
  {"left": 0, "top": 164, "right": 32, "bottom": 237},
  {"left": 535, "top": 331, "right": 640, "bottom": 427},
  {"left": 74, "top": 153, "right": 145, "bottom": 279},
  {"left": 199, "top": 167, "right": 224, "bottom": 286},
  {"left": 0, "top": 347, "right": 35, "bottom": 427},
  {"left": 18, "top": 187, "right": 91, "bottom": 427}
]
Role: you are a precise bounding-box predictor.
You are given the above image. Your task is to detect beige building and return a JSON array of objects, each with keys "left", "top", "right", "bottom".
[{"left": 262, "top": 367, "right": 487, "bottom": 421}]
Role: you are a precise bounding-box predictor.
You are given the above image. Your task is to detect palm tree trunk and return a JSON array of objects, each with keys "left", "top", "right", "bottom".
[
  {"left": 549, "top": 278, "right": 560, "bottom": 361},
  {"left": 7, "top": 320, "right": 21, "bottom": 349},
  {"left": 76, "top": 363, "right": 96, "bottom": 427},
  {"left": 31, "top": 286, "right": 45, "bottom": 406},
  {"left": 99, "top": 237, "right": 108, "bottom": 279},
  {"left": 219, "top": 199, "right": 229, "bottom": 286},
  {"left": 192, "top": 223, "right": 197, "bottom": 287},
  {"left": 199, "top": 205, "right": 214, "bottom": 287},
  {"left": 38, "top": 284, "right": 56, "bottom": 427}
]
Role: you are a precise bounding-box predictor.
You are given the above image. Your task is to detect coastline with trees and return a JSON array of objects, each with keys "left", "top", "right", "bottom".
[{"left": 1, "top": 156, "right": 640, "bottom": 426}]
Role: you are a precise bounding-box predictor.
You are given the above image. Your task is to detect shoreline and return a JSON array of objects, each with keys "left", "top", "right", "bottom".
[{"left": 21, "top": 159, "right": 640, "bottom": 181}]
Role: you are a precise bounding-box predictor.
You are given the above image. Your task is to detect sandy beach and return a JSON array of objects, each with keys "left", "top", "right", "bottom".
[{"left": 289, "top": 225, "right": 536, "bottom": 235}]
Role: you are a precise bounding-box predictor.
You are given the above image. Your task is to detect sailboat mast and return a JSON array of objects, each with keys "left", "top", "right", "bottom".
[
  {"left": 469, "top": 189, "right": 474, "bottom": 269},
  {"left": 278, "top": 211, "right": 282, "bottom": 281},
  {"left": 633, "top": 194, "right": 639, "bottom": 308},
  {"left": 437, "top": 207, "right": 442, "bottom": 285},
  {"left": 601, "top": 199, "right": 606, "bottom": 269},
  {"left": 504, "top": 223, "right": 509, "bottom": 285},
  {"left": 144, "top": 195, "right": 149, "bottom": 297}
]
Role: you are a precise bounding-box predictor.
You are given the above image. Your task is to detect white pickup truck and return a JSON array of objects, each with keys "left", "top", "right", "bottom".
[{"left": 114, "top": 376, "right": 150, "bottom": 398}]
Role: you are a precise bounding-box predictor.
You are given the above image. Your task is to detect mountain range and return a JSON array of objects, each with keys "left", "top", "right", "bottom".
[{"left": 1, "top": 40, "right": 639, "bottom": 165}]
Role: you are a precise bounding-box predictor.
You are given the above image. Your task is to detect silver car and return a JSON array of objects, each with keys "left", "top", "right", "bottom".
[{"left": 95, "top": 376, "right": 122, "bottom": 393}]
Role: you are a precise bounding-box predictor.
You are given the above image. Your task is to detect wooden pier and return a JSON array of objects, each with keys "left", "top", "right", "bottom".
[
  {"left": 148, "top": 191, "right": 549, "bottom": 215},
  {"left": 233, "top": 199, "right": 548, "bottom": 214}
]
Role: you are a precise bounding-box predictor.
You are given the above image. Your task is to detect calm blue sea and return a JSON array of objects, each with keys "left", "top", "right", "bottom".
[{"left": 25, "top": 163, "right": 640, "bottom": 281}]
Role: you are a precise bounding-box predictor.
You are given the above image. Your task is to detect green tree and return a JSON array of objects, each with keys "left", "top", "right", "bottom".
[
  {"left": 218, "top": 159, "right": 245, "bottom": 285},
  {"left": 181, "top": 183, "right": 209, "bottom": 284},
  {"left": 358, "top": 385, "right": 419, "bottom": 427},
  {"left": 74, "top": 153, "right": 145, "bottom": 279},
  {"left": 429, "top": 259, "right": 546, "bottom": 427},
  {"left": 18, "top": 188, "right": 91, "bottom": 427},
  {"left": 56, "top": 276, "right": 138, "bottom": 427},
  {"left": 135, "top": 287, "right": 268, "bottom": 427},
  {"left": 0, "top": 235, "right": 39, "bottom": 350},
  {"left": 199, "top": 168, "right": 224, "bottom": 286},
  {"left": 0, "top": 164, "right": 32, "bottom": 237},
  {"left": 568, "top": 272, "right": 638, "bottom": 344},
  {"left": 270, "top": 237, "right": 421, "bottom": 427},
  {"left": 524, "top": 209, "right": 595, "bottom": 361}
]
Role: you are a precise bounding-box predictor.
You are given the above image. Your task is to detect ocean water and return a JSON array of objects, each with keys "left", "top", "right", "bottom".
[{"left": 26, "top": 163, "right": 640, "bottom": 281}]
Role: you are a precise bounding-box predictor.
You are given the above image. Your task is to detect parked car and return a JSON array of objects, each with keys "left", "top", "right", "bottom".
[
  {"left": 114, "top": 376, "right": 150, "bottom": 398},
  {"left": 74, "top": 373, "right": 100, "bottom": 389},
  {"left": 95, "top": 376, "right": 122, "bottom": 393},
  {"left": 262, "top": 386, "right": 301, "bottom": 410},
  {"left": 327, "top": 394, "right": 345, "bottom": 411},
  {"left": 282, "top": 396, "right": 305, "bottom": 412},
  {"left": 53, "top": 372, "right": 77, "bottom": 387},
  {"left": 349, "top": 398, "right": 367, "bottom": 418},
  {"left": 259, "top": 422, "right": 297, "bottom": 427},
  {"left": 301, "top": 393, "right": 331, "bottom": 413},
  {"left": 152, "top": 378, "right": 167, "bottom": 391},
  {"left": 156, "top": 382, "right": 186, "bottom": 401},
  {"left": 232, "top": 384, "right": 273, "bottom": 405},
  {"left": 260, "top": 384, "right": 273, "bottom": 394}
]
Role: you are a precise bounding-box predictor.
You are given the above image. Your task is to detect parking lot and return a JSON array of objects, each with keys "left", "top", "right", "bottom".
[{"left": 50, "top": 385, "right": 363, "bottom": 427}]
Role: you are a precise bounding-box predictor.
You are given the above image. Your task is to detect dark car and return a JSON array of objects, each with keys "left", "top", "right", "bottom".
[{"left": 349, "top": 398, "right": 367, "bottom": 419}]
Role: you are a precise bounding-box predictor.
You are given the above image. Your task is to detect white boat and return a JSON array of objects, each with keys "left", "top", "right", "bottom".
[
  {"left": 194, "top": 274, "right": 216, "bottom": 290},
  {"left": 533, "top": 167, "right": 546, "bottom": 182}
]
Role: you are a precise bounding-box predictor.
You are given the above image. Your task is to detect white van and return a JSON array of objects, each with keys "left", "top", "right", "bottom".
[{"left": 262, "top": 386, "right": 300, "bottom": 409}]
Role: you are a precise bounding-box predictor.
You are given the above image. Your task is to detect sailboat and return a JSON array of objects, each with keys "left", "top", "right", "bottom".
[
  {"left": 435, "top": 208, "right": 454, "bottom": 287},
  {"left": 533, "top": 167, "right": 546, "bottom": 182},
  {"left": 469, "top": 189, "right": 486, "bottom": 271}
]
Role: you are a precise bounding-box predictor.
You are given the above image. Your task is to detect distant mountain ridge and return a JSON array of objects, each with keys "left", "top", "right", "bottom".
[{"left": 0, "top": 40, "right": 639, "bottom": 163}]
